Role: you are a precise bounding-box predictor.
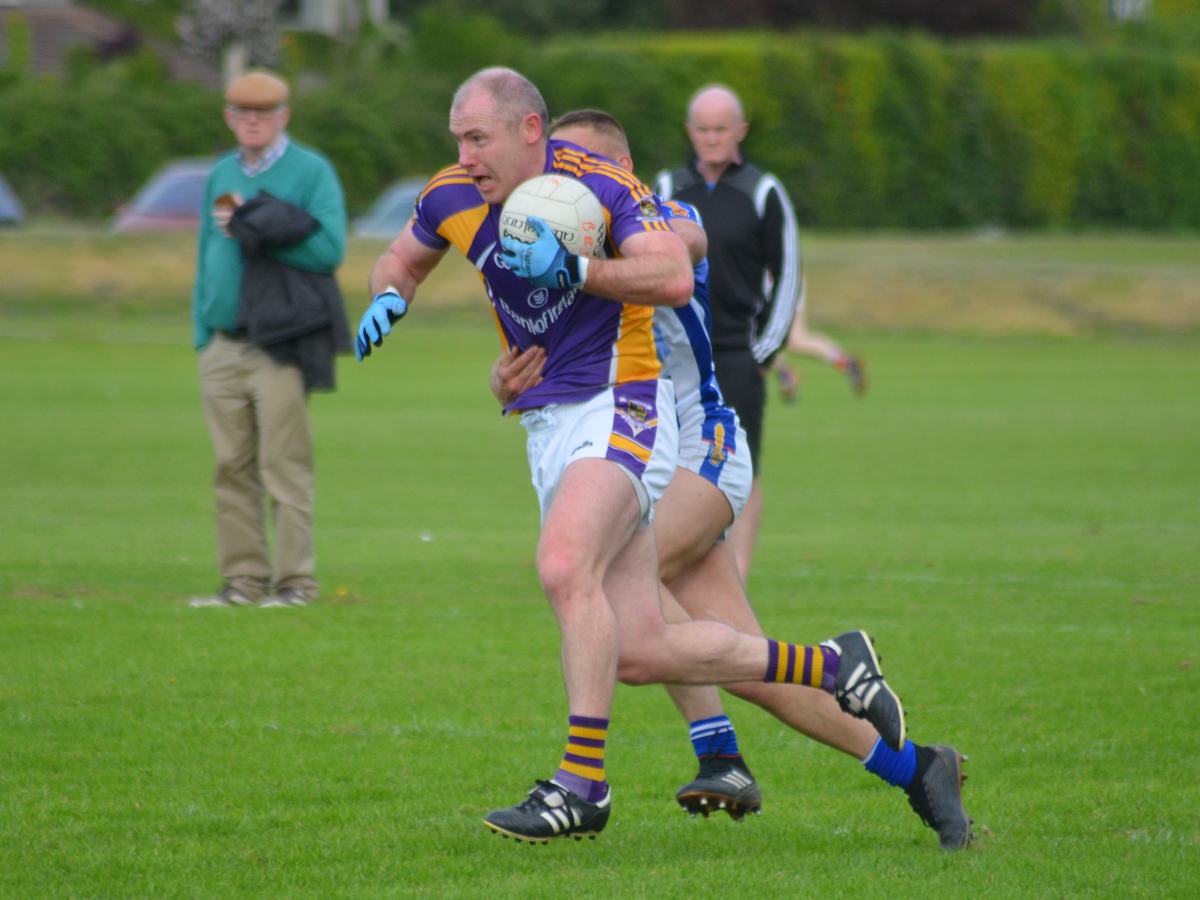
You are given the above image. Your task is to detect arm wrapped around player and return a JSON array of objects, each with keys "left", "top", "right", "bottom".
[{"left": 500, "top": 216, "right": 588, "bottom": 291}]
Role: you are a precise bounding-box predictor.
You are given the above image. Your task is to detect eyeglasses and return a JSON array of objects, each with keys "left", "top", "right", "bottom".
[{"left": 226, "top": 105, "right": 285, "bottom": 120}]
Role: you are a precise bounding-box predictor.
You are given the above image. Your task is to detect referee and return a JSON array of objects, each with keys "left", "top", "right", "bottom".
[{"left": 657, "top": 84, "right": 801, "bottom": 582}]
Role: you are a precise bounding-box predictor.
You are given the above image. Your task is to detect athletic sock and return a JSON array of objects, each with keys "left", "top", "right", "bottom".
[
  {"left": 863, "top": 736, "right": 918, "bottom": 788},
  {"left": 552, "top": 715, "right": 609, "bottom": 803},
  {"left": 688, "top": 715, "right": 741, "bottom": 758},
  {"left": 764, "top": 639, "right": 839, "bottom": 692},
  {"left": 832, "top": 353, "right": 850, "bottom": 370}
]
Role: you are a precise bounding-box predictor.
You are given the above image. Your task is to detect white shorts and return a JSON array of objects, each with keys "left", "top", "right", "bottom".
[
  {"left": 676, "top": 407, "right": 753, "bottom": 524},
  {"left": 520, "top": 379, "right": 678, "bottom": 528}
]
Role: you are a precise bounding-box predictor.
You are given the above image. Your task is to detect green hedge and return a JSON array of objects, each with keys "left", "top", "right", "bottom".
[
  {"left": 531, "top": 31, "right": 1200, "bottom": 229},
  {"left": 3, "top": 28, "right": 1200, "bottom": 228},
  {"left": 0, "top": 79, "right": 227, "bottom": 216}
]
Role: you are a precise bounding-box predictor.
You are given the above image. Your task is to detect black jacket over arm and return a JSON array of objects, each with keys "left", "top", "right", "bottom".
[{"left": 229, "top": 191, "right": 352, "bottom": 392}]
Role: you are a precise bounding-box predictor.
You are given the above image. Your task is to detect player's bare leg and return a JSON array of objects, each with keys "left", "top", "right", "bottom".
[
  {"left": 787, "top": 324, "right": 847, "bottom": 367},
  {"left": 659, "top": 586, "right": 762, "bottom": 820},
  {"left": 654, "top": 467, "right": 761, "bottom": 818},
  {"left": 485, "top": 458, "right": 642, "bottom": 843},
  {"left": 668, "top": 534, "right": 971, "bottom": 849},
  {"left": 537, "top": 458, "right": 644, "bottom": 718},
  {"left": 786, "top": 306, "right": 867, "bottom": 396},
  {"left": 727, "top": 477, "right": 763, "bottom": 584},
  {"left": 654, "top": 467, "right": 876, "bottom": 813},
  {"left": 607, "top": 534, "right": 904, "bottom": 759},
  {"left": 669, "top": 540, "right": 877, "bottom": 757},
  {"left": 773, "top": 356, "right": 802, "bottom": 403},
  {"left": 608, "top": 527, "right": 777, "bottom": 686},
  {"left": 654, "top": 467, "right": 734, "bottom": 586}
]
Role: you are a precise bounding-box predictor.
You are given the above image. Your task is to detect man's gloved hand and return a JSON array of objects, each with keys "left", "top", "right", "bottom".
[
  {"left": 500, "top": 216, "right": 587, "bottom": 290},
  {"left": 356, "top": 289, "right": 409, "bottom": 360}
]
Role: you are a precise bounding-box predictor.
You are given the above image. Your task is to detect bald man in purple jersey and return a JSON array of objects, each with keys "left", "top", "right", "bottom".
[
  {"left": 494, "top": 109, "right": 973, "bottom": 851},
  {"left": 358, "top": 67, "right": 908, "bottom": 844}
]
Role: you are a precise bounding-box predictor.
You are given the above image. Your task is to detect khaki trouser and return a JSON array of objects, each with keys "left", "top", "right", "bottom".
[{"left": 199, "top": 333, "right": 317, "bottom": 600}]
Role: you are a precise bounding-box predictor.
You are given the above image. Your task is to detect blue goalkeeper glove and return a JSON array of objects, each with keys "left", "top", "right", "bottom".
[
  {"left": 356, "top": 289, "right": 409, "bottom": 360},
  {"left": 500, "top": 216, "right": 587, "bottom": 290}
]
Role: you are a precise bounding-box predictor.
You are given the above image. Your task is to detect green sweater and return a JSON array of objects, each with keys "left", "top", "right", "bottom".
[{"left": 192, "top": 139, "right": 346, "bottom": 350}]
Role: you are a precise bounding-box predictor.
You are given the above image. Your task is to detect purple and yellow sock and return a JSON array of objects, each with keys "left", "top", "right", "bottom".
[
  {"left": 689, "top": 715, "right": 741, "bottom": 758},
  {"left": 764, "top": 639, "right": 839, "bottom": 692},
  {"left": 551, "top": 715, "right": 609, "bottom": 803},
  {"left": 863, "top": 736, "right": 917, "bottom": 788}
]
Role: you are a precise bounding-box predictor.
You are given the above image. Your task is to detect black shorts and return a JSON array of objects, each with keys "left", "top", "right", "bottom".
[{"left": 712, "top": 348, "right": 766, "bottom": 474}]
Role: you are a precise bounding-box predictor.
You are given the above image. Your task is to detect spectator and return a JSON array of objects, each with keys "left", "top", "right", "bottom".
[{"left": 189, "top": 70, "right": 351, "bottom": 609}]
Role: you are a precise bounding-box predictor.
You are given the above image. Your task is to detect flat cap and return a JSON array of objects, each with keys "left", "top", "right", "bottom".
[{"left": 225, "top": 71, "right": 289, "bottom": 108}]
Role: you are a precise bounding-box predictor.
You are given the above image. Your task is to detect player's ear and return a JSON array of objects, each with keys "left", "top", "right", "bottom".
[{"left": 523, "top": 112, "right": 544, "bottom": 145}]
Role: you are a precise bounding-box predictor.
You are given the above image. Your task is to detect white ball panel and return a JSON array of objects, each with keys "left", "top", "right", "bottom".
[{"left": 500, "top": 175, "right": 607, "bottom": 258}]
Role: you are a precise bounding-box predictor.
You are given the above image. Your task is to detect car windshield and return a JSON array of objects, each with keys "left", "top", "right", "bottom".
[
  {"left": 374, "top": 184, "right": 419, "bottom": 219},
  {"left": 355, "top": 177, "right": 427, "bottom": 236},
  {"left": 0, "top": 173, "right": 23, "bottom": 222},
  {"left": 132, "top": 170, "right": 208, "bottom": 217}
]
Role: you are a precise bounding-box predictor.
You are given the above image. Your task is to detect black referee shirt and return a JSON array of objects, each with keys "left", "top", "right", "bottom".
[{"left": 656, "top": 159, "right": 800, "bottom": 365}]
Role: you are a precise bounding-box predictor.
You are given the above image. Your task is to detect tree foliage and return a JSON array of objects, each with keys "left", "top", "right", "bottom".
[
  {"left": 394, "top": 0, "right": 1057, "bottom": 35},
  {"left": 5, "top": 19, "right": 1200, "bottom": 227},
  {"left": 178, "top": 0, "right": 283, "bottom": 67},
  {"left": 660, "top": 0, "right": 1046, "bottom": 34}
]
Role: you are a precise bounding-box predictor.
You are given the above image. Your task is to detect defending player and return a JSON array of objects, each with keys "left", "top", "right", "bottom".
[
  {"left": 492, "top": 109, "right": 972, "bottom": 850},
  {"left": 358, "top": 68, "right": 907, "bottom": 845}
]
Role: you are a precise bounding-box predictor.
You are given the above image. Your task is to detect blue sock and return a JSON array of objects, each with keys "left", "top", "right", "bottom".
[
  {"left": 689, "top": 715, "right": 740, "bottom": 758},
  {"left": 863, "top": 736, "right": 917, "bottom": 788}
]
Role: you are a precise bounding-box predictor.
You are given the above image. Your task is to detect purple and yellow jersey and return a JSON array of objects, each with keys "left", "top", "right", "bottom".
[
  {"left": 654, "top": 200, "right": 739, "bottom": 468},
  {"left": 410, "top": 139, "right": 672, "bottom": 412}
]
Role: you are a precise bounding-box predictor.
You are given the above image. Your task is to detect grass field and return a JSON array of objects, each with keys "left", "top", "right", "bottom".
[
  {"left": 3, "top": 228, "right": 1199, "bottom": 336},
  {"left": 1, "top": 233, "right": 1198, "bottom": 897}
]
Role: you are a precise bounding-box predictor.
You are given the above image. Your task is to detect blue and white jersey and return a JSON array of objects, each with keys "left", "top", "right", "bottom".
[{"left": 654, "top": 200, "right": 742, "bottom": 478}]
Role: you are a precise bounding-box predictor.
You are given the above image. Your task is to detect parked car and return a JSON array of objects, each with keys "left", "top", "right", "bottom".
[
  {"left": 0, "top": 173, "right": 23, "bottom": 226},
  {"left": 112, "top": 159, "right": 213, "bottom": 233},
  {"left": 353, "top": 176, "right": 428, "bottom": 238}
]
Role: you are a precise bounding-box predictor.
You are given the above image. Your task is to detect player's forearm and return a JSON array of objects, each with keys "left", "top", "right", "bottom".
[
  {"left": 669, "top": 219, "right": 707, "bottom": 267},
  {"left": 584, "top": 252, "right": 693, "bottom": 308},
  {"left": 369, "top": 228, "right": 441, "bottom": 300},
  {"left": 369, "top": 250, "right": 420, "bottom": 300}
]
